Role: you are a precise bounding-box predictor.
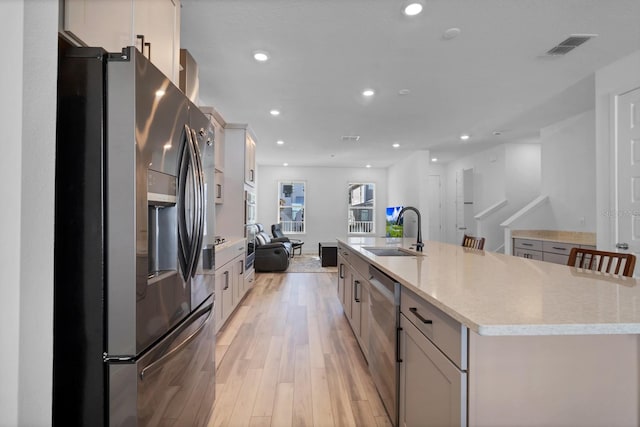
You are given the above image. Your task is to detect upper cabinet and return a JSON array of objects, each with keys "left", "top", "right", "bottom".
[
  {"left": 133, "top": 0, "right": 180, "bottom": 83},
  {"left": 62, "top": 0, "right": 180, "bottom": 84},
  {"left": 201, "top": 107, "right": 226, "bottom": 204},
  {"left": 245, "top": 134, "right": 256, "bottom": 187}
]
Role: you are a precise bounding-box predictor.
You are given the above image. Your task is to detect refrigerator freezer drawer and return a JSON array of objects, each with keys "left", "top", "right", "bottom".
[{"left": 108, "top": 295, "right": 216, "bottom": 426}]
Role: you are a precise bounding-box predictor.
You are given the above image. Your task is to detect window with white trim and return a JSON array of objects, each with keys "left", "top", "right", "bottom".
[
  {"left": 278, "top": 181, "right": 305, "bottom": 233},
  {"left": 348, "top": 183, "right": 375, "bottom": 234}
]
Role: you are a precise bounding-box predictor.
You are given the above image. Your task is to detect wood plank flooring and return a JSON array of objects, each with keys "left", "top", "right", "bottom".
[{"left": 209, "top": 272, "right": 392, "bottom": 427}]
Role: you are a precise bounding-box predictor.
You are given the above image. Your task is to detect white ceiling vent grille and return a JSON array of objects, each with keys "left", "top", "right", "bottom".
[
  {"left": 544, "top": 34, "right": 597, "bottom": 56},
  {"left": 341, "top": 135, "right": 361, "bottom": 142}
]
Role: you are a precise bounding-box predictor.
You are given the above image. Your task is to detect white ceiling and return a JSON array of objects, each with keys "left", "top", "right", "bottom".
[{"left": 181, "top": 0, "right": 640, "bottom": 167}]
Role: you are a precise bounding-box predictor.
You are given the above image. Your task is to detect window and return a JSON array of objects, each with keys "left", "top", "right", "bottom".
[
  {"left": 278, "top": 181, "right": 305, "bottom": 233},
  {"left": 348, "top": 183, "right": 375, "bottom": 234}
]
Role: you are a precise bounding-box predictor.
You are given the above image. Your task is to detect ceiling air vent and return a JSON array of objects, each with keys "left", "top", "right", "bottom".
[
  {"left": 544, "top": 34, "right": 597, "bottom": 56},
  {"left": 341, "top": 135, "right": 361, "bottom": 142}
]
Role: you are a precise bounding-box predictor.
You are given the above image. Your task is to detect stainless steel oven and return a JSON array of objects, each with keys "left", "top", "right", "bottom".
[{"left": 245, "top": 190, "right": 257, "bottom": 270}]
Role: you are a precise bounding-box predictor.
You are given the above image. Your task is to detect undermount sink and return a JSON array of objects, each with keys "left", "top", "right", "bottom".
[{"left": 362, "top": 246, "right": 424, "bottom": 257}]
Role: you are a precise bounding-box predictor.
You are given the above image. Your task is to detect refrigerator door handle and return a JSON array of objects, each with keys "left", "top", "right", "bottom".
[
  {"left": 188, "top": 127, "right": 205, "bottom": 278},
  {"left": 177, "top": 124, "right": 192, "bottom": 281},
  {"left": 139, "top": 298, "right": 214, "bottom": 380},
  {"left": 184, "top": 127, "right": 201, "bottom": 278}
]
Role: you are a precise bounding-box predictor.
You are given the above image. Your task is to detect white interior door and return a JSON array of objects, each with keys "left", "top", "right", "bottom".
[
  {"left": 427, "top": 175, "right": 442, "bottom": 241},
  {"left": 463, "top": 168, "right": 475, "bottom": 237},
  {"left": 615, "top": 86, "right": 640, "bottom": 256},
  {"left": 455, "top": 170, "right": 464, "bottom": 243}
]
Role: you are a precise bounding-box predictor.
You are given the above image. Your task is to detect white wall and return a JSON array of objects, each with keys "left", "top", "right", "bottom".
[
  {"left": 0, "top": 1, "right": 57, "bottom": 425},
  {"left": 443, "top": 143, "right": 542, "bottom": 250},
  {"left": 386, "top": 151, "right": 439, "bottom": 240},
  {"left": 595, "top": 50, "right": 640, "bottom": 250},
  {"left": 513, "top": 111, "right": 597, "bottom": 234},
  {"left": 257, "top": 165, "right": 387, "bottom": 252}
]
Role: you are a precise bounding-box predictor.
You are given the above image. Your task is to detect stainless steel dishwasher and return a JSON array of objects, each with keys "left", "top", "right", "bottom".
[{"left": 368, "top": 265, "right": 400, "bottom": 426}]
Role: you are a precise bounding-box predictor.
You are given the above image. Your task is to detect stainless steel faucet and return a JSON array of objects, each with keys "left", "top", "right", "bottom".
[{"left": 396, "top": 206, "right": 424, "bottom": 252}]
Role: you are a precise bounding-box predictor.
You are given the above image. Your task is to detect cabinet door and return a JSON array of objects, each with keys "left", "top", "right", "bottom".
[
  {"left": 514, "top": 248, "right": 543, "bottom": 261},
  {"left": 399, "top": 314, "right": 467, "bottom": 427},
  {"left": 337, "top": 255, "right": 346, "bottom": 306},
  {"left": 219, "top": 265, "right": 234, "bottom": 325},
  {"left": 350, "top": 270, "right": 366, "bottom": 337},
  {"left": 358, "top": 277, "right": 370, "bottom": 361},
  {"left": 63, "top": 0, "right": 133, "bottom": 51},
  {"left": 213, "top": 268, "right": 224, "bottom": 333},
  {"left": 244, "top": 134, "right": 256, "bottom": 186},
  {"left": 343, "top": 268, "right": 353, "bottom": 319},
  {"left": 134, "top": 0, "right": 179, "bottom": 83},
  {"left": 213, "top": 118, "right": 225, "bottom": 172},
  {"left": 214, "top": 266, "right": 234, "bottom": 332},
  {"left": 234, "top": 256, "right": 245, "bottom": 303},
  {"left": 542, "top": 252, "right": 569, "bottom": 265}
]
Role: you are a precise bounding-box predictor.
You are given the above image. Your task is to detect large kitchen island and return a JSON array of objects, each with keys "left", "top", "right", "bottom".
[{"left": 337, "top": 237, "right": 640, "bottom": 427}]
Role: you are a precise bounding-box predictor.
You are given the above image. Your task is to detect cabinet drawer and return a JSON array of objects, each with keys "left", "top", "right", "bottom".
[
  {"left": 513, "top": 238, "right": 542, "bottom": 251},
  {"left": 401, "top": 287, "right": 467, "bottom": 370},
  {"left": 514, "top": 249, "right": 543, "bottom": 261},
  {"left": 542, "top": 241, "right": 575, "bottom": 255},
  {"left": 215, "top": 239, "right": 245, "bottom": 268},
  {"left": 543, "top": 252, "right": 570, "bottom": 265},
  {"left": 338, "top": 243, "right": 370, "bottom": 278}
]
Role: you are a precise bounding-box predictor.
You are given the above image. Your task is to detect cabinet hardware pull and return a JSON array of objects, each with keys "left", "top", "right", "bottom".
[
  {"left": 240, "top": 260, "right": 244, "bottom": 274},
  {"left": 339, "top": 264, "right": 344, "bottom": 279},
  {"left": 144, "top": 42, "right": 151, "bottom": 60},
  {"left": 409, "top": 307, "right": 432, "bottom": 324},
  {"left": 522, "top": 243, "right": 533, "bottom": 246},
  {"left": 354, "top": 280, "right": 360, "bottom": 303},
  {"left": 136, "top": 34, "right": 145, "bottom": 53},
  {"left": 396, "top": 327, "right": 403, "bottom": 363},
  {"left": 552, "top": 247, "right": 566, "bottom": 251},
  {"left": 223, "top": 271, "right": 229, "bottom": 290}
]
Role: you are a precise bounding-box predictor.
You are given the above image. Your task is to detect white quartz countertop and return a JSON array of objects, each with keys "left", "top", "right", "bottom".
[{"left": 338, "top": 237, "right": 640, "bottom": 336}]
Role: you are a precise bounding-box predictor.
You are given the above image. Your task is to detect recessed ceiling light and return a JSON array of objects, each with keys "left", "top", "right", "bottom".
[
  {"left": 366, "top": 164, "right": 372, "bottom": 168},
  {"left": 398, "top": 89, "right": 410, "bottom": 96},
  {"left": 460, "top": 134, "right": 470, "bottom": 141},
  {"left": 392, "top": 143, "right": 400, "bottom": 148},
  {"left": 492, "top": 130, "right": 502, "bottom": 136},
  {"left": 362, "top": 89, "right": 375, "bottom": 97},
  {"left": 253, "top": 51, "right": 269, "bottom": 62},
  {"left": 155, "top": 90, "right": 165, "bottom": 97},
  {"left": 403, "top": 2, "right": 423, "bottom": 16},
  {"left": 431, "top": 157, "right": 438, "bottom": 162},
  {"left": 276, "top": 140, "right": 284, "bottom": 145},
  {"left": 283, "top": 162, "right": 288, "bottom": 167},
  {"left": 270, "top": 109, "right": 280, "bottom": 116},
  {"left": 163, "top": 143, "right": 172, "bottom": 149},
  {"left": 443, "top": 28, "right": 461, "bottom": 40}
]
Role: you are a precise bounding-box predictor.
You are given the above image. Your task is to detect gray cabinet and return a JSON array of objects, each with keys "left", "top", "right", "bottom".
[
  {"left": 399, "top": 286, "right": 468, "bottom": 427},
  {"left": 513, "top": 237, "right": 597, "bottom": 265},
  {"left": 337, "top": 243, "right": 371, "bottom": 361},
  {"left": 214, "top": 239, "right": 248, "bottom": 333},
  {"left": 399, "top": 314, "right": 467, "bottom": 427}
]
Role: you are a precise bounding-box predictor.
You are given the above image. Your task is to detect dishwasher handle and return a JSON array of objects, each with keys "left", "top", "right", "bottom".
[{"left": 368, "top": 265, "right": 396, "bottom": 300}]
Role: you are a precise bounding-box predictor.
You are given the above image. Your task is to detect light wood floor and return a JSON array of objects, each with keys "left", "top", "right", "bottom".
[{"left": 209, "top": 271, "right": 392, "bottom": 427}]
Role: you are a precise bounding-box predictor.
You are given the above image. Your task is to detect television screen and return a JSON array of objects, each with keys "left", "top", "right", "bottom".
[{"left": 385, "top": 206, "right": 403, "bottom": 237}]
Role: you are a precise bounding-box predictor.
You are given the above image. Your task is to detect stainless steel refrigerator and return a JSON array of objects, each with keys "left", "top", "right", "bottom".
[{"left": 54, "top": 40, "right": 216, "bottom": 426}]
